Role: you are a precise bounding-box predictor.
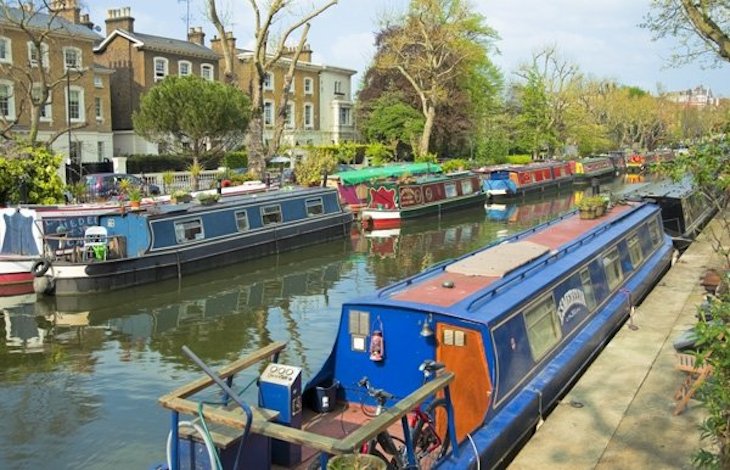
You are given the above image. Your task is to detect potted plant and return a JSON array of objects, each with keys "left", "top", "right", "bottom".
[
  {"left": 577, "top": 197, "right": 598, "bottom": 219},
  {"left": 162, "top": 171, "right": 174, "bottom": 194},
  {"left": 128, "top": 187, "right": 142, "bottom": 209},
  {"left": 66, "top": 181, "right": 87, "bottom": 203},
  {"left": 171, "top": 189, "right": 192, "bottom": 204},
  {"left": 117, "top": 178, "right": 131, "bottom": 200},
  {"left": 196, "top": 192, "right": 220, "bottom": 206}
]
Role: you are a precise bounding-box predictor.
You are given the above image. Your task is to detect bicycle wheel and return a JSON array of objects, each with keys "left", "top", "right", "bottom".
[{"left": 410, "top": 399, "right": 451, "bottom": 467}]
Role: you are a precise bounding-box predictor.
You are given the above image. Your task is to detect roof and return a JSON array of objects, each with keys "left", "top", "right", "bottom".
[
  {"left": 1, "top": 7, "right": 101, "bottom": 41},
  {"left": 95, "top": 29, "right": 220, "bottom": 60},
  {"left": 334, "top": 163, "right": 442, "bottom": 186},
  {"left": 622, "top": 178, "right": 694, "bottom": 201}
]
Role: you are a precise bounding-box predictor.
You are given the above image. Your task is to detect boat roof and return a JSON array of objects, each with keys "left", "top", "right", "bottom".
[
  {"left": 622, "top": 178, "right": 694, "bottom": 201},
  {"left": 333, "top": 163, "right": 442, "bottom": 185},
  {"left": 347, "top": 202, "right": 649, "bottom": 324}
]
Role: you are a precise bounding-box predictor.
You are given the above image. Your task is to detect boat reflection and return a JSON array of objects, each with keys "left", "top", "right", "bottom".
[{"left": 485, "top": 190, "right": 577, "bottom": 228}]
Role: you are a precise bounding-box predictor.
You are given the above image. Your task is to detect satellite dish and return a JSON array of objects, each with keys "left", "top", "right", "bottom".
[{"left": 94, "top": 25, "right": 102, "bottom": 32}]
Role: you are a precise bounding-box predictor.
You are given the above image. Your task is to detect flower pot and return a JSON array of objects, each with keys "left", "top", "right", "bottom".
[
  {"left": 579, "top": 208, "right": 596, "bottom": 220},
  {"left": 130, "top": 201, "right": 141, "bottom": 210},
  {"left": 327, "top": 454, "right": 386, "bottom": 470},
  {"left": 594, "top": 204, "right": 605, "bottom": 217}
]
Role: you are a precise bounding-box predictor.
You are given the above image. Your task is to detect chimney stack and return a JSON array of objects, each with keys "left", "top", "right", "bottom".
[
  {"left": 105, "top": 7, "right": 135, "bottom": 36},
  {"left": 211, "top": 31, "right": 237, "bottom": 56},
  {"left": 187, "top": 27, "right": 205, "bottom": 46},
  {"left": 51, "top": 0, "right": 81, "bottom": 24}
]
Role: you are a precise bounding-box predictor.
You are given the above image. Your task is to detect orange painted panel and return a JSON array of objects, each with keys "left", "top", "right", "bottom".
[{"left": 435, "top": 324, "right": 492, "bottom": 443}]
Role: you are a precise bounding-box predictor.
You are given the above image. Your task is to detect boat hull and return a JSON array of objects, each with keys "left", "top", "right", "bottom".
[
  {"left": 0, "top": 260, "right": 35, "bottom": 296},
  {"left": 40, "top": 212, "right": 353, "bottom": 296}
]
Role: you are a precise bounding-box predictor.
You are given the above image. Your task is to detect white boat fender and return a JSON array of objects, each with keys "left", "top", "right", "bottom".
[
  {"left": 33, "top": 276, "right": 55, "bottom": 295},
  {"left": 31, "top": 258, "right": 51, "bottom": 277}
]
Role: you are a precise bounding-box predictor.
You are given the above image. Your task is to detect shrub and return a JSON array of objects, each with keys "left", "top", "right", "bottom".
[
  {"left": 441, "top": 158, "right": 469, "bottom": 173},
  {"left": 224, "top": 151, "right": 247, "bottom": 169},
  {"left": 506, "top": 154, "right": 533, "bottom": 165},
  {"left": 0, "top": 141, "right": 64, "bottom": 204}
]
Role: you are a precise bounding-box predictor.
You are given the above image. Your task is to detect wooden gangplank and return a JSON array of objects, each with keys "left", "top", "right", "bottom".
[{"left": 159, "top": 340, "right": 455, "bottom": 456}]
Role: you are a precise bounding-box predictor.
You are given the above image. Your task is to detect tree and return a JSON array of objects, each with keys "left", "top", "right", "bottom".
[
  {"left": 0, "top": 1, "right": 91, "bottom": 145},
  {"left": 205, "top": 0, "right": 237, "bottom": 84},
  {"left": 359, "top": 93, "right": 424, "bottom": 158},
  {"left": 213, "top": 0, "right": 337, "bottom": 179},
  {"left": 375, "top": 0, "right": 498, "bottom": 157},
  {"left": 644, "top": 0, "right": 730, "bottom": 65},
  {"left": 132, "top": 75, "right": 251, "bottom": 180},
  {"left": 0, "top": 139, "right": 64, "bottom": 204},
  {"left": 512, "top": 70, "right": 554, "bottom": 158}
]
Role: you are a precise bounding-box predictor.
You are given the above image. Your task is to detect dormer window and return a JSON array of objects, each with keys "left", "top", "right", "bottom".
[
  {"left": 304, "top": 77, "right": 313, "bottom": 95},
  {"left": 263, "top": 72, "right": 274, "bottom": 91},
  {"left": 178, "top": 60, "right": 191, "bottom": 76},
  {"left": 63, "top": 47, "right": 82, "bottom": 71},
  {"left": 27, "top": 42, "right": 49, "bottom": 68},
  {"left": 154, "top": 57, "right": 169, "bottom": 82},
  {"left": 201, "top": 63, "right": 214, "bottom": 81}
]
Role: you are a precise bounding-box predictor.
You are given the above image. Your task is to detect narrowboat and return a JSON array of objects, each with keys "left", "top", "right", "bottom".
[
  {"left": 570, "top": 156, "right": 617, "bottom": 182},
  {"left": 157, "top": 200, "right": 673, "bottom": 470},
  {"left": 606, "top": 151, "right": 627, "bottom": 174},
  {"left": 328, "top": 163, "right": 442, "bottom": 214},
  {"left": 32, "top": 187, "right": 353, "bottom": 296},
  {"left": 625, "top": 150, "right": 676, "bottom": 173},
  {"left": 622, "top": 178, "right": 719, "bottom": 248},
  {"left": 360, "top": 172, "right": 485, "bottom": 230},
  {"left": 478, "top": 161, "right": 573, "bottom": 200}
]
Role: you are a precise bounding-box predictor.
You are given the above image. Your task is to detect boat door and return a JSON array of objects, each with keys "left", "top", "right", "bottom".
[{"left": 435, "top": 323, "right": 492, "bottom": 442}]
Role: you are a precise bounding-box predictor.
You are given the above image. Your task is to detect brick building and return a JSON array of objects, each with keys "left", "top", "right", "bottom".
[
  {"left": 94, "top": 7, "right": 221, "bottom": 156},
  {"left": 0, "top": 1, "right": 113, "bottom": 170}
]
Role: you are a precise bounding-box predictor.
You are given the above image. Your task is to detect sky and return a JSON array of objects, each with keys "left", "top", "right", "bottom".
[{"left": 86, "top": 0, "right": 730, "bottom": 97}]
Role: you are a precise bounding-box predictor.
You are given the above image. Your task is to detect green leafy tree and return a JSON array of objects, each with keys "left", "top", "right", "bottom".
[
  {"left": 513, "top": 70, "right": 554, "bottom": 157},
  {"left": 0, "top": 140, "right": 64, "bottom": 204},
  {"left": 359, "top": 94, "right": 424, "bottom": 158},
  {"left": 294, "top": 148, "right": 337, "bottom": 186},
  {"left": 133, "top": 75, "right": 251, "bottom": 173}
]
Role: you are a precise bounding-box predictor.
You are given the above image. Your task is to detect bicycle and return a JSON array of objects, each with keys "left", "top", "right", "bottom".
[
  {"left": 409, "top": 360, "right": 451, "bottom": 468},
  {"left": 357, "top": 376, "right": 409, "bottom": 469}
]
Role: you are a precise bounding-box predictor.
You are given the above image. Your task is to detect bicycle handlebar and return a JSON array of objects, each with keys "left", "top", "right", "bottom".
[
  {"left": 357, "top": 376, "right": 394, "bottom": 403},
  {"left": 419, "top": 359, "right": 445, "bottom": 377}
]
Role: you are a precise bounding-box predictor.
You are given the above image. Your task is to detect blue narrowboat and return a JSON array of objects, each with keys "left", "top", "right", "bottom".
[
  {"left": 33, "top": 187, "right": 353, "bottom": 296},
  {"left": 157, "top": 200, "right": 673, "bottom": 470},
  {"left": 478, "top": 161, "right": 574, "bottom": 200}
]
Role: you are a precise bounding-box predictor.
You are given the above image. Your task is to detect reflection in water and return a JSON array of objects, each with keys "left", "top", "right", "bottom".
[
  {"left": 0, "top": 182, "right": 639, "bottom": 469},
  {"left": 486, "top": 190, "right": 576, "bottom": 228}
]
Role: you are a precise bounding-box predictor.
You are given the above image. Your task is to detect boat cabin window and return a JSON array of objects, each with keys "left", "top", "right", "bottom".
[
  {"left": 627, "top": 233, "right": 643, "bottom": 268},
  {"left": 602, "top": 248, "right": 624, "bottom": 291},
  {"left": 305, "top": 198, "right": 324, "bottom": 217},
  {"left": 348, "top": 309, "right": 370, "bottom": 352},
  {"left": 235, "top": 210, "right": 249, "bottom": 232},
  {"left": 648, "top": 217, "right": 661, "bottom": 247},
  {"left": 174, "top": 218, "right": 204, "bottom": 243},
  {"left": 261, "top": 204, "right": 282, "bottom": 225},
  {"left": 579, "top": 268, "right": 597, "bottom": 311},
  {"left": 444, "top": 182, "right": 457, "bottom": 198},
  {"left": 524, "top": 295, "right": 561, "bottom": 360},
  {"left": 461, "top": 179, "right": 473, "bottom": 195}
]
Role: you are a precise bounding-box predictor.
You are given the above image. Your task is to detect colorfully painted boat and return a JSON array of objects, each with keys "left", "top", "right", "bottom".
[
  {"left": 157, "top": 199, "right": 673, "bottom": 470},
  {"left": 360, "top": 172, "right": 485, "bottom": 230},
  {"left": 606, "top": 151, "right": 627, "bottom": 174},
  {"left": 478, "top": 161, "right": 573, "bottom": 200},
  {"left": 329, "top": 163, "right": 442, "bottom": 213},
  {"left": 569, "top": 156, "right": 617, "bottom": 182},
  {"left": 32, "top": 187, "right": 353, "bottom": 296}
]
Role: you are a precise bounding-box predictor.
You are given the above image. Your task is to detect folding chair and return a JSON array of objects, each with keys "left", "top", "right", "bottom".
[
  {"left": 83, "top": 226, "right": 108, "bottom": 261},
  {"left": 673, "top": 352, "right": 712, "bottom": 415}
]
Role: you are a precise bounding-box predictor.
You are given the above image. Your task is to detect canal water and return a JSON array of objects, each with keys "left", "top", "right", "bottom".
[{"left": 0, "top": 179, "right": 634, "bottom": 469}]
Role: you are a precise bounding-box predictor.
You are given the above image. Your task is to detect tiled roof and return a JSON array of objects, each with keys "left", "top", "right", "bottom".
[
  {"left": 119, "top": 30, "right": 220, "bottom": 59},
  {"left": 1, "top": 7, "right": 101, "bottom": 41}
]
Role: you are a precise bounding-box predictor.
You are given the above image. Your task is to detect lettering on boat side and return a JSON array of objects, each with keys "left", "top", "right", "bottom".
[{"left": 557, "top": 288, "right": 587, "bottom": 325}]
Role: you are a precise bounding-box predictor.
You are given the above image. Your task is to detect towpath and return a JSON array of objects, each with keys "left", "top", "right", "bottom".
[{"left": 511, "top": 214, "right": 728, "bottom": 469}]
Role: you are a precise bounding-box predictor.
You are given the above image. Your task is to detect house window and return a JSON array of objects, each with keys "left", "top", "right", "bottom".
[
  {"left": 524, "top": 295, "right": 561, "bottom": 360},
  {"left": 0, "top": 36, "right": 11, "bottom": 64},
  {"left": 154, "top": 57, "right": 169, "bottom": 82},
  {"left": 263, "top": 101, "right": 274, "bottom": 126},
  {"left": 94, "top": 75, "right": 103, "bottom": 88},
  {"left": 67, "top": 87, "right": 84, "bottom": 121},
  {"left": 63, "top": 47, "right": 82, "bottom": 71},
  {"left": 339, "top": 106, "right": 350, "bottom": 126},
  {"left": 235, "top": 210, "right": 249, "bottom": 232},
  {"left": 178, "top": 60, "right": 191, "bottom": 76},
  {"left": 334, "top": 80, "right": 343, "bottom": 95},
  {"left": 304, "top": 77, "right": 313, "bottom": 95},
  {"left": 97, "top": 141, "right": 104, "bottom": 161},
  {"left": 32, "top": 85, "right": 51, "bottom": 121},
  {"left": 174, "top": 219, "right": 204, "bottom": 243},
  {"left": 69, "top": 141, "right": 82, "bottom": 163},
  {"left": 579, "top": 268, "right": 596, "bottom": 311},
  {"left": 627, "top": 234, "right": 643, "bottom": 268},
  {"left": 306, "top": 198, "right": 324, "bottom": 217},
  {"left": 27, "top": 42, "right": 49, "bottom": 68},
  {"left": 602, "top": 248, "right": 624, "bottom": 292},
  {"left": 0, "top": 81, "right": 15, "bottom": 119},
  {"left": 201, "top": 63, "right": 214, "bottom": 81},
  {"left": 285, "top": 102, "right": 294, "bottom": 129},
  {"left": 263, "top": 72, "right": 274, "bottom": 91},
  {"left": 95, "top": 97, "right": 102, "bottom": 121},
  {"left": 261, "top": 204, "right": 282, "bottom": 225},
  {"left": 303, "top": 103, "right": 313, "bottom": 128}
]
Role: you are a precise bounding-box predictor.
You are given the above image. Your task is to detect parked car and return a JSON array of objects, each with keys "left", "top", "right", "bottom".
[{"left": 83, "top": 173, "right": 160, "bottom": 199}]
